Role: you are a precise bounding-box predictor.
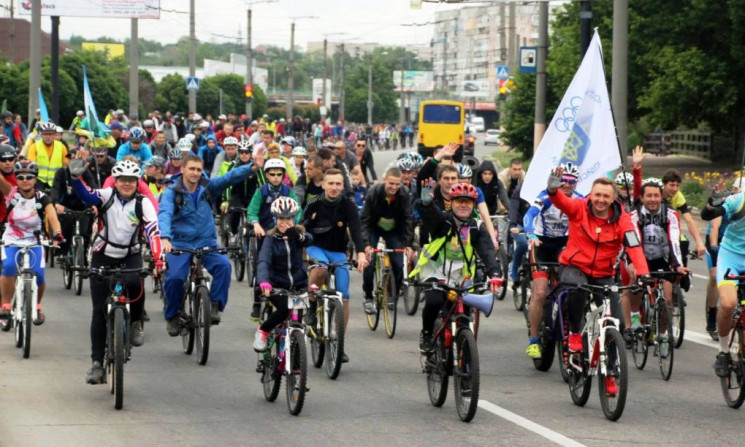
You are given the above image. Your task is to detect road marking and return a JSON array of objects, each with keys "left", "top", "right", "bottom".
[
  {"left": 478, "top": 400, "right": 587, "bottom": 447},
  {"left": 685, "top": 330, "right": 719, "bottom": 349},
  {"left": 692, "top": 273, "right": 708, "bottom": 280}
]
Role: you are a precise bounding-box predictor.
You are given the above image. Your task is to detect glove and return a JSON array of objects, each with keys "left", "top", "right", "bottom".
[
  {"left": 284, "top": 226, "right": 304, "bottom": 242},
  {"left": 420, "top": 181, "right": 433, "bottom": 206},
  {"left": 53, "top": 233, "right": 65, "bottom": 244},
  {"left": 220, "top": 201, "right": 229, "bottom": 213},
  {"left": 259, "top": 282, "right": 273, "bottom": 294},
  {"left": 69, "top": 159, "right": 86, "bottom": 178},
  {"left": 154, "top": 260, "right": 165, "bottom": 271},
  {"left": 546, "top": 168, "right": 562, "bottom": 194},
  {"left": 708, "top": 190, "right": 729, "bottom": 207},
  {"left": 489, "top": 276, "right": 503, "bottom": 290},
  {"left": 638, "top": 274, "right": 653, "bottom": 286}
]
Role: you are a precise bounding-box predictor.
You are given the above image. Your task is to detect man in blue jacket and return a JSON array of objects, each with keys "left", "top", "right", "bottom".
[
  {"left": 197, "top": 135, "right": 223, "bottom": 177},
  {"left": 116, "top": 127, "right": 153, "bottom": 167},
  {"left": 159, "top": 153, "right": 254, "bottom": 335}
]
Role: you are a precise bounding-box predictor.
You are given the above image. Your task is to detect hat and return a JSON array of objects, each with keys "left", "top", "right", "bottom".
[
  {"left": 115, "top": 109, "right": 124, "bottom": 115},
  {"left": 218, "top": 114, "right": 227, "bottom": 120},
  {"left": 193, "top": 113, "right": 202, "bottom": 121},
  {"left": 76, "top": 110, "right": 84, "bottom": 116},
  {"left": 130, "top": 113, "right": 138, "bottom": 120},
  {"left": 109, "top": 121, "right": 125, "bottom": 131}
]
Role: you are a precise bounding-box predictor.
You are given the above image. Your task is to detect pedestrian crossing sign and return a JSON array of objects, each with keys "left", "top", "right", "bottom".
[
  {"left": 496, "top": 65, "right": 509, "bottom": 79},
  {"left": 186, "top": 77, "right": 200, "bottom": 92}
]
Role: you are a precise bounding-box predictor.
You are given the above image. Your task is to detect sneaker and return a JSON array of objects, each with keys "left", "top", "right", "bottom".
[
  {"left": 364, "top": 298, "right": 375, "bottom": 315},
  {"left": 253, "top": 329, "right": 269, "bottom": 352},
  {"left": 85, "top": 361, "right": 105, "bottom": 385},
  {"left": 229, "top": 234, "right": 238, "bottom": 247},
  {"left": 526, "top": 343, "right": 542, "bottom": 359},
  {"left": 166, "top": 318, "right": 180, "bottom": 337},
  {"left": 623, "top": 328, "right": 634, "bottom": 349},
  {"left": 419, "top": 330, "right": 432, "bottom": 353},
  {"left": 33, "top": 306, "right": 45, "bottom": 326},
  {"left": 142, "top": 308, "right": 150, "bottom": 322},
  {"left": 341, "top": 353, "right": 349, "bottom": 363},
  {"left": 630, "top": 312, "right": 641, "bottom": 330},
  {"left": 715, "top": 352, "right": 732, "bottom": 378},
  {"left": 250, "top": 304, "right": 261, "bottom": 322},
  {"left": 658, "top": 334, "right": 670, "bottom": 359},
  {"left": 568, "top": 333, "right": 583, "bottom": 353},
  {"left": 130, "top": 321, "right": 144, "bottom": 347},
  {"left": 304, "top": 311, "right": 317, "bottom": 327},
  {"left": 210, "top": 302, "right": 221, "bottom": 324},
  {"left": 605, "top": 376, "right": 618, "bottom": 397}
]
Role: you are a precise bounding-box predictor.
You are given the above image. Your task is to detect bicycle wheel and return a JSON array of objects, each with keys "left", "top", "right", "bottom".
[
  {"left": 181, "top": 291, "right": 195, "bottom": 355},
  {"left": 426, "top": 321, "right": 449, "bottom": 407},
  {"left": 286, "top": 330, "right": 308, "bottom": 415},
  {"left": 721, "top": 327, "right": 745, "bottom": 408},
  {"left": 325, "top": 298, "right": 345, "bottom": 380},
  {"left": 558, "top": 299, "right": 571, "bottom": 383},
  {"left": 74, "top": 240, "right": 85, "bottom": 295},
  {"left": 366, "top": 260, "right": 381, "bottom": 331},
  {"left": 495, "top": 246, "right": 509, "bottom": 301},
  {"left": 533, "top": 319, "right": 556, "bottom": 372},
  {"left": 656, "top": 303, "right": 674, "bottom": 381},
  {"left": 62, "top": 254, "right": 73, "bottom": 290},
  {"left": 262, "top": 335, "right": 282, "bottom": 402},
  {"left": 14, "top": 295, "right": 23, "bottom": 348},
  {"left": 568, "top": 337, "right": 592, "bottom": 407},
  {"left": 194, "top": 285, "right": 211, "bottom": 365},
  {"left": 233, "top": 217, "right": 246, "bottom": 282},
  {"left": 22, "top": 279, "right": 32, "bottom": 358},
  {"left": 382, "top": 272, "right": 398, "bottom": 339},
  {"left": 402, "top": 276, "right": 418, "bottom": 316},
  {"left": 309, "top": 304, "right": 325, "bottom": 369},
  {"left": 454, "top": 328, "right": 480, "bottom": 422},
  {"left": 672, "top": 287, "right": 685, "bottom": 348},
  {"left": 521, "top": 277, "right": 531, "bottom": 326},
  {"left": 632, "top": 296, "right": 649, "bottom": 370},
  {"left": 471, "top": 307, "right": 480, "bottom": 340},
  {"left": 598, "top": 328, "right": 628, "bottom": 421},
  {"left": 112, "top": 307, "right": 125, "bottom": 410},
  {"left": 515, "top": 275, "right": 528, "bottom": 312},
  {"left": 246, "top": 236, "right": 257, "bottom": 286}
]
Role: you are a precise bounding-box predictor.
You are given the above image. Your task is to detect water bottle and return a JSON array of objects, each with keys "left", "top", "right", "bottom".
[
  {"left": 551, "top": 301, "right": 559, "bottom": 323},
  {"left": 279, "top": 328, "right": 287, "bottom": 352}
]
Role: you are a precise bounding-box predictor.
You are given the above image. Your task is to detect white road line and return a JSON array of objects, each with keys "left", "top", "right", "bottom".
[
  {"left": 478, "top": 400, "right": 587, "bottom": 447},
  {"left": 684, "top": 330, "right": 719, "bottom": 349},
  {"left": 692, "top": 273, "right": 708, "bottom": 280}
]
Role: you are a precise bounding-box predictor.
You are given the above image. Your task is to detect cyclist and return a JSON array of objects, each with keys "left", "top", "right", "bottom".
[
  {"left": 116, "top": 127, "right": 153, "bottom": 168},
  {"left": 142, "top": 155, "right": 166, "bottom": 198},
  {"left": 253, "top": 197, "right": 312, "bottom": 351},
  {"left": 159, "top": 153, "right": 254, "bottom": 335},
  {"left": 70, "top": 159, "right": 163, "bottom": 384},
  {"left": 316, "top": 148, "right": 354, "bottom": 197},
  {"left": 300, "top": 168, "right": 368, "bottom": 362},
  {"left": 165, "top": 145, "right": 186, "bottom": 178},
  {"left": 0, "top": 160, "right": 63, "bottom": 322},
  {"left": 86, "top": 145, "right": 116, "bottom": 188},
  {"left": 522, "top": 162, "right": 583, "bottom": 359},
  {"left": 211, "top": 136, "right": 239, "bottom": 179},
  {"left": 26, "top": 122, "right": 69, "bottom": 189},
  {"left": 704, "top": 210, "right": 729, "bottom": 341},
  {"left": 396, "top": 157, "right": 418, "bottom": 200},
  {"left": 279, "top": 135, "right": 296, "bottom": 159},
  {"left": 361, "top": 166, "right": 415, "bottom": 313},
  {"left": 622, "top": 180, "right": 688, "bottom": 354},
  {"left": 355, "top": 138, "right": 377, "bottom": 185},
  {"left": 224, "top": 140, "right": 258, "bottom": 241},
  {"left": 294, "top": 155, "right": 324, "bottom": 207},
  {"left": 498, "top": 158, "right": 525, "bottom": 200},
  {"left": 475, "top": 160, "right": 510, "bottom": 216},
  {"left": 265, "top": 143, "right": 298, "bottom": 185},
  {"left": 507, "top": 182, "right": 531, "bottom": 282},
  {"left": 412, "top": 182, "right": 502, "bottom": 353},
  {"left": 701, "top": 187, "right": 745, "bottom": 377},
  {"left": 51, "top": 154, "right": 96, "bottom": 266},
  {"left": 290, "top": 146, "right": 307, "bottom": 176},
  {"left": 197, "top": 135, "right": 223, "bottom": 177}
]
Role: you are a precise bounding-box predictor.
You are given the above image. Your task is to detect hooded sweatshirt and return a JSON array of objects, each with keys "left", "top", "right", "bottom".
[
  {"left": 197, "top": 135, "right": 223, "bottom": 176},
  {"left": 475, "top": 160, "right": 510, "bottom": 215}
]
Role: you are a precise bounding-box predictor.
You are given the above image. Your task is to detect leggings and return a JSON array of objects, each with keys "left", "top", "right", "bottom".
[
  {"left": 560, "top": 265, "right": 623, "bottom": 334},
  {"left": 259, "top": 292, "right": 290, "bottom": 333}
]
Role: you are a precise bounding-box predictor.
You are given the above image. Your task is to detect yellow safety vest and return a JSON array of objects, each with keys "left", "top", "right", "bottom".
[
  {"left": 34, "top": 140, "right": 65, "bottom": 186},
  {"left": 409, "top": 229, "right": 476, "bottom": 280}
]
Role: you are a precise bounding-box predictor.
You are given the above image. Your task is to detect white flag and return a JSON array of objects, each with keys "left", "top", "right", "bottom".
[{"left": 521, "top": 30, "right": 621, "bottom": 203}]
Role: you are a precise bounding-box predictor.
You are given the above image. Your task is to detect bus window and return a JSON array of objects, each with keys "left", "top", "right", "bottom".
[{"left": 423, "top": 105, "right": 462, "bottom": 124}]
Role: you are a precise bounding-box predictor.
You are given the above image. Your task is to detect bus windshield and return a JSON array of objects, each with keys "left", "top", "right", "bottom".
[{"left": 422, "top": 104, "right": 462, "bottom": 124}]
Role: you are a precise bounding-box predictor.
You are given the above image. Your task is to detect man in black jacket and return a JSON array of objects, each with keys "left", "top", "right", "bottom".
[
  {"left": 51, "top": 154, "right": 96, "bottom": 263},
  {"left": 360, "top": 167, "right": 415, "bottom": 313}
]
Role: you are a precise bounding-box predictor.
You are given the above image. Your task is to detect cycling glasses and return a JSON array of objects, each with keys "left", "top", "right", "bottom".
[
  {"left": 0, "top": 156, "right": 16, "bottom": 162},
  {"left": 561, "top": 177, "right": 578, "bottom": 185},
  {"left": 266, "top": 173, "right": 284, "bottom": 178},
  {"left": 16, "top": 174, "right": 36, "bottom": 181}
]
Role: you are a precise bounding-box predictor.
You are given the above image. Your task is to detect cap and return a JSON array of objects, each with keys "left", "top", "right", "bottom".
[
  {"left": 115, "top": 109, "right": 124, "bottom": 115},
  {"left": 193, "top": 113, "right": 202, "bottom": 121},
  {"left": 76, "top": 110, "right": 84, "bottom": 116},
  {"left": 109, "top": 121, "right": 124, "bottom": 131},
  {"left": 218, "top": 114, "right": 227, "bottom": 120},
  {"left": 130, "top": 113, "right": 138, "bottom": 120}
]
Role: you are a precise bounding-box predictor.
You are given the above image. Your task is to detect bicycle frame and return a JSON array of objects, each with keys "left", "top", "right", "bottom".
[
  {"left": 263, "top": 289, "right": 308, "bottom": 375},
  {"left": 428, "top": 282, "right": 486, "bottom": 350},
  {"left": 12, "top": 244, "right": 40, "bottom": 324}
]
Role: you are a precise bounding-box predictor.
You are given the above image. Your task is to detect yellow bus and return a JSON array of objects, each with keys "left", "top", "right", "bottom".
[{"left": 417, "top": 100, "right": 466, "bottom": 161}]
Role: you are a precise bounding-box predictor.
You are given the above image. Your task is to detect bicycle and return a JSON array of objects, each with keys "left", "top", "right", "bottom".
[
  {"left": 512, "top": 243, "right": 531, "bottom": 312},
  {"left": 170, "top": 247, "right": 234, "bottom": 366},
  {"left": 74, "top": 265, "right": 151, "bottom": 410},
  {"left": 244, "top": 229, "right": 259, "bottom": 287},
  {"left": 672, "top": 281, "right": 686, "bottom": 348},
  {"left": 718, "top": 269, "right": 745, "bottom": 408},
  {"left": 5, "top": 237, "right": 54, "bottom": 359},
  {"left": 521, "top": 262, "right": 561, "bottom": 330},
  {"left": 59, "top": 208, "right": 94, "bottom": 296},
  {"left": 630, "top": 270, "right": 680, "bottom": 381},
  {"left": 402, "top": 226, "right": 423, "bottom": 316},
  {"left": 564, "top": 282, "right": 637, "bottom": 421},
  {"left": 256, "top": 288, "right": 309, "bottom": 415},
  {"left": 366, "top": 247, "right": 407, "bottom": 338},
  {"left": 490, "top": 215, "right": 511, "bottom": 301},
  {"left": 418, "top": 280, "right": 492, "bottom": 422},
  {"left": 226, "top": 206, "right": 249, "bottom": 282},
  {"left": 525, "top": 267, "right": 570, "bottom": 375},
  {"left": 304, "top": 277, "right": 345, "bottom": 380}
]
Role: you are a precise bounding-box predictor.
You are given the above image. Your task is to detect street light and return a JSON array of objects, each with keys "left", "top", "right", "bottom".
[
  {"left": 288, "top": 16, "right": 318, "bottom": 120},
  {"left": 321, "top": 32, "right": 346, "bottom": 117}
]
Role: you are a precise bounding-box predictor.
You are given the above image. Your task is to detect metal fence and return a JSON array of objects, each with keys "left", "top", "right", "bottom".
[{"left": 643, "top": 130, "right": 712, "bottom": 159}]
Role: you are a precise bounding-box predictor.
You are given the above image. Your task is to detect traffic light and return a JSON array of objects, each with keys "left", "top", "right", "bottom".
[{"left": 245, "top": 84, "right": 253, "bottom": 99}]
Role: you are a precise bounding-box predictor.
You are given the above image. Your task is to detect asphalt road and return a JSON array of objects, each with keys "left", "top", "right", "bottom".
[{"left": 1, "top": 142, "right": 740, "bottom": 447}]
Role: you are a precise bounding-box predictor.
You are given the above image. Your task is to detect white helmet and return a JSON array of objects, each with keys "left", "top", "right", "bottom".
[
  {"left": 643, "top": 177, "right": 663, "bottom": 188},
  {"left": 291, "top": 146, "right": 307, "bottom": 157},
  {"left": 176, "top": 138, "right": 193, "bottom": 152},
  {"left": 263, "top": 158, "right": 286, "bottom": 172},
  {"left": 615, "top": 172, "right": 634, "bottom": 187},
  {"left": 142, "top": 119, "right": 155, "bottom": 128},
  {"left": 111, "top": 159, "right": 142, "bottom": 178},
  {"left": 397, "top": 158, "right": 416, "bottom": 171},
  {"left": 280, "top": 136, "right": 296, "bottom": 147},
  {"left": 270, "top": 196, "right": 300, "bottom": 218},
  {"left": 237, "top": 140, "right": 253, "bottom": 153},
  {"left": 456, "top": 163, "right": 473, "bottom": 179},
  {"left": 560, "top": 162, "right": 580, "bottom": 178},
  {"left": 223, "top": 136, "right": 239, "bottom": 146}
]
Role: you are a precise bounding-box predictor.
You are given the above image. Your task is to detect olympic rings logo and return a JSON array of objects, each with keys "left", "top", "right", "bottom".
[{"left": 554, "top": 96, "right": 583, "bottom": 133}]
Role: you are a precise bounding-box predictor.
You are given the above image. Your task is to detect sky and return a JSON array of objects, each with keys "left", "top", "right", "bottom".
[{"left": 17, "top": 0, "right": 466, "bottom": 50}]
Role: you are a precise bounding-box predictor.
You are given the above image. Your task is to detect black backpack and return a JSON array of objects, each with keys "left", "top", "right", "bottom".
[{"left": 94, "top": 192, "right": 144, "bottom": 253}]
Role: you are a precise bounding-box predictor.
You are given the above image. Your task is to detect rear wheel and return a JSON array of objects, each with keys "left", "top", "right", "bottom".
[
  {"left": 495, "top": 246, "right": 509, "bottom": 301},
  {"left": 598, "top": 328, "right": 628, "bottom": 421},
  {"left": 533, "top": 319, "right": 556, "bottom": 372},
  {"left": 74, "top": 239, "right": 85, "bottom": 295},
  {"left": 22, "top": 280, "right": 32, "bottom": 359},
  {"left": 382, "top": 272, "right": 398, "bottom": 339},
  {"left": 233, "top": 216, "right": 246, "bottom": 282},
  {"left": 721, "top": 327, "right": 745, "bottom": 408},
  {"left": 672, "top": 288, "right": 685, "bottom": 348},
  {"left": 286, "top": 330, "right": 307, "bottom": 415},
  {"left": 246, "top": 236, "right": 257, "bottom": 286},
  {"left": 325, "top": 298, "right": 345, "bottom": 380},
  {"left": 194, "top": 285, "right": 211, "bottom": 365},
  {"left": 62, "top": 253, "right": 73, "bottom": 290},
  {"left": 515, "top": 275, "right": 528, "bottom": 312},
  {"left": 181, "top": 290, "right": 195, "bottom": 355},
  {"left": 568, "top": 337, "right": 592, "bottom": 407},
  {"left": 453, "top": 328, "right": 480, "bottom": 422},
  {"left": 309, "top": 304, "right": 325, "bottom": 368},
  {"left": 656, "top": 303, "right": 674, "bottom": 381},
  {"left": 112, "top": 307, "right": 125, "bottom": 410},
  {"left": 426, "top": 321, "right": 449, "bottom": 407},
  {"left": 366, "top": 262, "right": 381, "bottom": 331},
  {"left": 262, "top": 336, "right": 282, "bottom": 402},
  {"left": 521, "top": 277, "right": 531, "bottom": 327},
  {"left": 558, "top": 299, "right": 571, "bottom": 383}
]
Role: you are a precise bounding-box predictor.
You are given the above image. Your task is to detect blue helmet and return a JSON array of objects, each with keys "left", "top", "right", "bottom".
[{"left": 128, "top": 127, "right": 146, "bottom": 143}]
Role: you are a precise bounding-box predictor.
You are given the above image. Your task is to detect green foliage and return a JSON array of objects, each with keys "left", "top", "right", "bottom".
[
  {"left": 154, "top": 74, "right": 188, "bottom": 114},
  {"left": 501, "top": 73, "right": 537, "bottom": 158},
  {"left": 344, "top": 54, "right": 398, "bottom": 124},
  {"left": 680, "top": 180, "right": 707, "bottom": 209}
]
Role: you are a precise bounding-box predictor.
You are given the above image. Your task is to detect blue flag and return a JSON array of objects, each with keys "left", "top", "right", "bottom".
[{"left": 38, "top": 88, "right": 49, "bottom": 123}]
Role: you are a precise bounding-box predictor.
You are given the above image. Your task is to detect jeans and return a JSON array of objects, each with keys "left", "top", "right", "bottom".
[
  {"left": 163, "top": 250, "right": 231, "bottom": 320},
  {"left": 509, "top": 232, "right": 528, "bottom": 280},
  {"left": 306, "top": 246, "right": 350, "bottom": 300},
  {"left": 362, "top": 231, "right": 404, "bottom": 299}
]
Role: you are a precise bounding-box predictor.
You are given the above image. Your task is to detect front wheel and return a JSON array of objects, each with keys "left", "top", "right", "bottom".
[
  {"left": 325, "top": 298, "right": 345, "bottom": 380},
  {"left": 404, "top": 274, "right": 421, "bottom": 316},
  {"left": 495, "top": 246, "right": 509, "bottom": 301},
  {"left": 112, "top": 307, "right": 126, "bottom": 410},
  {"left": 182, "top": 290, "right": 195, "bottom": 355},
  {"left": 22, "top": 280, "right": 32, "bottom": 358},
  {"left": 515, "top": 276, "right": 528, "bottom": 312},
  {"left": 286, "top": 330, "right": 308, "bottom": 415},
  {"left": 672, "top": 288, "right": 685, "bottom": 348},
  {"left": 74, "top": 240, "right": 85, "bottom": 295},
  {"left": 262, "top": 336, "right": 282, "bottom": 402},
  {"left": 656, "top": 303, "right": 674, "bottom": 381},
  {"left": 721, "top": 327, "right": 745, "bottom": 408},
  {"left": 309, "top": 304, "right": 325, "bottom": 369},
  {"left": 426, "top": 321, "right": 449, "bottom": 407},
  {"left": 366, "top": 267, "right": 381, "bottom": 331},
  {"left": 598, "top": 328, "right": 628, "bottom": 421},
  {"left": 454, "top": 329, "right": 480, "bottom": 422},
  {"left": 194, "top": 285, "right": 211, "bottom": 365},
  {"left": 533, "top": 320, "right": 556, "bottom": 372},
  {"left": 62, "top": 254, "right": 73, "bottom": 290},
  {"left": 568, "top": 335, "right": 592, "bottom": 407},
  {"left": 246, "top": 236, "right": 258, "bottom": 286},
  {"left": 382, "top": 273, "right": 398, "bottom": 339}
]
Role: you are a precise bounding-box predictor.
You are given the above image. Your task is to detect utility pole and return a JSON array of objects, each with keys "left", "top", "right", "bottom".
[
  {"left": 398, "top": 54, "right": 405, "bottom": 125},
  {"left": 508, "top": 2, "right": 516, "bottom": 72},
  {"left": 51, "top": 16, "right": 60, "bottom": 124},
  {"left": 323, "top": 38, "right": 328, "bottom": 115},
  {"left": 188, "top": 0, "right": 196, "bottom": 113},
  {"left": 612, "top": 0, "right": 629, "bottom": 152},
  {"left": 287, "top": 22, "right": 295, "bottom": 121},
  {"left": 10, "top": 0, "right": 15, "bottom": 63},
  {"left": 499, "top": 2, "right": 507, "bottom": 63},
  {"left": 580, "top": 1, "right": 592, "bottom": 58},
  {"left": 442, "top": 32, "right": 448, "bottom": 95},
  {"left": 129, "top": 18, "right": 139, "bottom": 118},
  {"left": 533, "top": 0, "right": 548, "bottom": 150},
  {"left": 367, "top": 57, "right": 373, "bottom": 126},
  {"left": 339, "top": 43, "right": 346, "bottom": 122},
  {"left": 246, "top": 8, "right": 253, "bottom": 119},
  {"left": 28, "top": 0, "right": 41, "bottom": 127}
]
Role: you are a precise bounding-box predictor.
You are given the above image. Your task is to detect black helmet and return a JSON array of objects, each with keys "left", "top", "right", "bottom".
[
  {"left": 0, "top": 144, "right": 15, "bottom": 158},
  {"left": 1, "top": 111, "right": 13, "bottom": 120}
]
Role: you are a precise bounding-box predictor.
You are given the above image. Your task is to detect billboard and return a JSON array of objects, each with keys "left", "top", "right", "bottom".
[
  {"left": 393, "top": 71, "right": 434, "bottom": 92},
  {"left": 312, "top": 78, "right": 332, "bottom": 108},
  {"left": 82, "top": 42, "right": 126, "bottom": 60},
  {"left": 18, "top": 0, "right": 160, "bottom": 19},
  {"left": 460, "top": 79, "right": 490, "bottom": 98}
]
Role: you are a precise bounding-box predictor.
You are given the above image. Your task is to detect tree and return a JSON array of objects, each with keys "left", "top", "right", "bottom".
[
  {"left": 155, "top": 74, "right": 188, "bottom": 115},
  {"left": 344, "top": 56, "right": 397, "bottom": 124}
]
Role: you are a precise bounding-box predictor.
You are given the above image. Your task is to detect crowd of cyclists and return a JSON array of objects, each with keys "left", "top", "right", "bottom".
[{"left": 1, "top": 105, "right": 743, "bottom": 418}]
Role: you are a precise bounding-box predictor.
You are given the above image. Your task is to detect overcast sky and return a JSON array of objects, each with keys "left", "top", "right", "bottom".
[{"left": 24, "top": 0, "right": 464, "bottom": 50}]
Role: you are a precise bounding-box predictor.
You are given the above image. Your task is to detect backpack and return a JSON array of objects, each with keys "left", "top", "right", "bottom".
[
  {"left": 173, "top": 177, "right": 213, "bottom": 215},
  {"left": 95, "top": 192, "right": 144, "bottom": 252}
]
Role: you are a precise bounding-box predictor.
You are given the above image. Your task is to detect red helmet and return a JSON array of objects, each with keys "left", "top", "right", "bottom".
[{"left": 449, "top": 183, "right": 478, "bottom": 201}]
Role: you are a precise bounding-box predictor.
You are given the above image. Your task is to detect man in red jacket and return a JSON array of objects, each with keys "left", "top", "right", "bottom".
[{"left": 547, "top": 167, "right": 649, "bottom": 355}]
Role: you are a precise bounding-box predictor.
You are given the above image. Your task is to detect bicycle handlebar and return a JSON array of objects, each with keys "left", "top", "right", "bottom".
[
  {"left": 370, "top": 248, "right": 406, "bottom": 254},
  {"left": 171, "top": 246, "right": 237, "bottom": 256},
  {"left": 308, "top": 259, "right": 358, "bottom": 269},
  {"left": 70, "top": 266, "right": 151, "bottom": 278}
]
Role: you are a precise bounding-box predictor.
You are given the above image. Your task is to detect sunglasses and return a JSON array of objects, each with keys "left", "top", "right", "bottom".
[
  {"left": 561, "top": 178, "right": 578, "bottom": 185},
  {"left": 16, "top": 174, "right": 36, "bottom": 181},
  {"left": 0, "top": 157, "right": 16, "bottom": 162},
  {"left": 355, "top": 144, "right": 366, "bottom": 147},
  {"left": 95, "top": 153, "right": 107, "bottom": 157},
  {"left": 266, "top": 172, "right": 284, "bottom": 178},
  {"left": 452, "top": 198, "right": 474, "bottom": 206},
  {"left": 238, "top": 150, "right": 251, "bottom": 154}
]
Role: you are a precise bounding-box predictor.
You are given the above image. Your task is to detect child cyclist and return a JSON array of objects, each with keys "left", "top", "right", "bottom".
[{"left": 253, "top": 197, "right": 312, "bottom": 351}]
